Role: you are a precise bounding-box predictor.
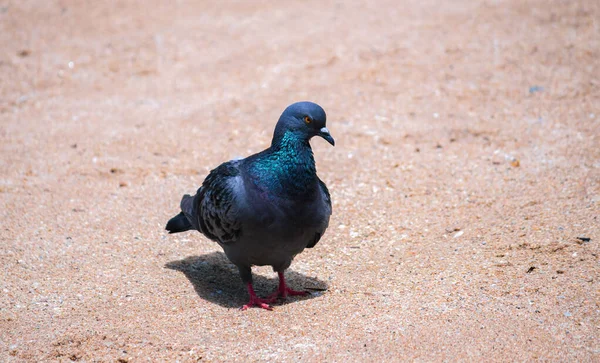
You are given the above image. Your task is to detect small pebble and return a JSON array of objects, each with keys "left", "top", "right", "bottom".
[{"left": 529, "top": 85, "right": 544, "bottom": 93}]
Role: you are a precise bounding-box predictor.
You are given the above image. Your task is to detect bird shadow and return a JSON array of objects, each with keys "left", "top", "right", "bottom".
[{"left": 165, "top": 252, "right": 328, "bottom": 309}]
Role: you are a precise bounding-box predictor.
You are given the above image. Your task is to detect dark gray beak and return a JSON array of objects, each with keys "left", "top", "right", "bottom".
[{"left": 318, "top": 127, "right": 335, "bottom": 146}]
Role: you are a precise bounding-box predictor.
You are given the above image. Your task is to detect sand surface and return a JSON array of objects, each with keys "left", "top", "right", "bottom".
[{"left": 1, "top": 0, "right": 599, "bottom": 361}]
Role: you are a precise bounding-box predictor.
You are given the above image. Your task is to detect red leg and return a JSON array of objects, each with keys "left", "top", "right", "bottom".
[
  {"left": 241, "top": 283, "right": 273, "bottom": 311},
  {"left": 268, "top": 271, "right": 308, "bottom": 300}
]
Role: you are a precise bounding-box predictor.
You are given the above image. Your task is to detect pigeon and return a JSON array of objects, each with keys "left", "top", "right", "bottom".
[{"left": 166, "top": 101, "right": 334, "bottom": 310}]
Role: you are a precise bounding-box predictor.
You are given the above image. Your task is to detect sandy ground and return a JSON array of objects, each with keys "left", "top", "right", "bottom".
[{"left": 1, "top": 0, "right": 599, "bottom": 361}]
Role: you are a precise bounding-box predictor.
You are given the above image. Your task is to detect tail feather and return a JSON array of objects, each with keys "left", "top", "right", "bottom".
[{"left": 165, "top": 212, "right": 192, "bottom": 234}]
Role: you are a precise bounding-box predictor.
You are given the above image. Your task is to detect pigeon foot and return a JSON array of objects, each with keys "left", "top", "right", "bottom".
[
  {"left": 241, "top": 283, "right": 273, "bottom": 311},
  {"left": 267, "top": 271, "right": 309, "bottom": 300},
  {"left": 241, "top": 297, "right": 273, "bottom": 311},
  {"left": 267, "top": 287, "right": 308, "bottom": 300}
]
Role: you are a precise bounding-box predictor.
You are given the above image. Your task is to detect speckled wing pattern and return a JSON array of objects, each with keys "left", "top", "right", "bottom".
[{"left": 180, "top": 161, "right": 242, "bottom": 244}]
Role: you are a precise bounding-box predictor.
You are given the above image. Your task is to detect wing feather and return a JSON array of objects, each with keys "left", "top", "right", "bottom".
[
  {"left": 306, "top": 178, "right": 332, "bottom": 249},
  {"left": 181, "top": 161, "right": 242, "bottom": 244}
]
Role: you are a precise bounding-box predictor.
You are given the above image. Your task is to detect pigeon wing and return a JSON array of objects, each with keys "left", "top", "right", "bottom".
[
  {"left": 306, "top": 177, "right": 332, "bottom": 249},
  {"left": 181, "top": 161, "right": 242, "bottom": 244}
]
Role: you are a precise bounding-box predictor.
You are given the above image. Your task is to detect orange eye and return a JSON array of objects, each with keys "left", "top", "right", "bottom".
[{"left": 304, "top": 116, "right": 312, "bottom": 124}]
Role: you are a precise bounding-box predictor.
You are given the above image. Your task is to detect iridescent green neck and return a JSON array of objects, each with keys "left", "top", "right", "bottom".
[{"left": 250, "top": 131, "right": 317, "bottom": 195}]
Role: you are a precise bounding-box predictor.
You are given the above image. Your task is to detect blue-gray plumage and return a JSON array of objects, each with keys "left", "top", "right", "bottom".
[{"left": 166, "top": 102, "right": 334, "bottom": 310}]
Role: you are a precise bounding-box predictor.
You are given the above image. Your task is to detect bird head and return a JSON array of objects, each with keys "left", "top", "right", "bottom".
[{"left": 272, "top": 102, "right": 335, "bottom": 147}]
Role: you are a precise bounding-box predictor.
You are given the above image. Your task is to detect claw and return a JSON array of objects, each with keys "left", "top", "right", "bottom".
[
  {"left": 241, "top": 298, "right": 273, "bottom": 311},
  {"left": 267, "top": 287, "right": 308, "bottom": 300}
]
